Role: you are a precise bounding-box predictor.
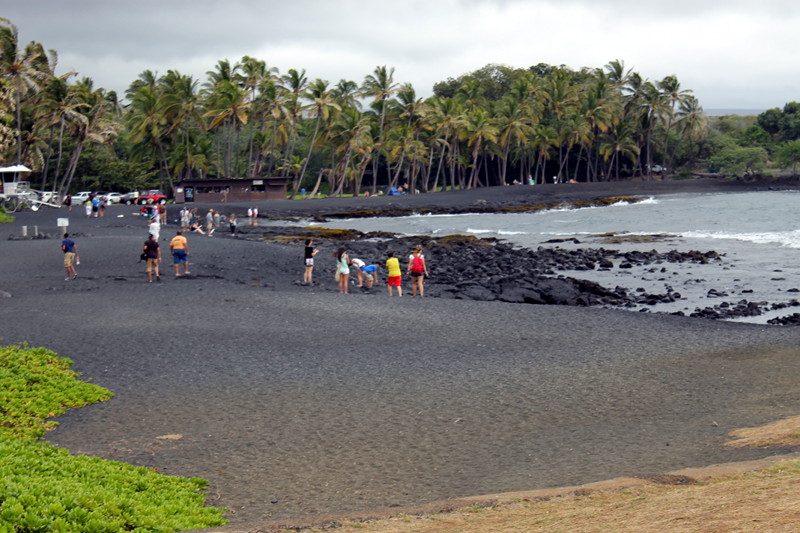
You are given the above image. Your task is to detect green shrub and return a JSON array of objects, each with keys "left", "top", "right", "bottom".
[
  {"left": 0, "top": 345, "right": 227, "bottom": 532},
  {"left": 0, "top": 344, "right": 113, "bottom": 440},
  {"left": 0, "top": 209, "right": 13, "bottom": 223}
]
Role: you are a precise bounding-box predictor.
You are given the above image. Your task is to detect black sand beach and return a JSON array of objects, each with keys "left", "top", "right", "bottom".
[{"left": 1, "top": 178, "right": 799, "bottom": 528}]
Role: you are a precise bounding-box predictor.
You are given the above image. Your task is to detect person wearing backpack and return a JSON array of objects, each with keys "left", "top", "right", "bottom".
[{"left": 407, "top": 246, "right": 428, "bottom": 297}]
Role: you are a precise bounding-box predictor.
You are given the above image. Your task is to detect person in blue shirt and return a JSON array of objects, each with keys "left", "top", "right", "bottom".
[{"left": 61, "top": 233, "right": 79, "bottom": 280}]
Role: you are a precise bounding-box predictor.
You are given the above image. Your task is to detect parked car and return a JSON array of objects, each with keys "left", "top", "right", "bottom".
[
  {"left": 72, "top": 191, "right": 92, "bottom": 203},
  {"left": 120, "top": 191, "right": 139, "bottom": 205},
  {"left": 38, "top": 191, "right": 58, "bottom": 203},
  {"left": 99, "top": 192, "right": 123, "bottom": 204},
  {"left": 136, "top": 189, "right": 167, "bottom": 205}
]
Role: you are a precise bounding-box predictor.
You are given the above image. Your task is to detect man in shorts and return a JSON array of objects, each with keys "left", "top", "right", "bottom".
[
  {"left": 61, "top": 233, "right": 79, "bottom": 280},
  {"left": 170, "top": 231, "right": 190, "bottom": 276},
  {"left": 143, "top": 233, "right": 161, "bottom": 282}
]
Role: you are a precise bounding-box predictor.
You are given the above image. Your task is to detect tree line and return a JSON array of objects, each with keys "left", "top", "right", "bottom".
[{"left": 2, "top": 17, "right": 797, "bottom": 199}]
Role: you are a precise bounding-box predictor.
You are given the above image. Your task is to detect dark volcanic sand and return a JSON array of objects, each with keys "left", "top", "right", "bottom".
[{"left": 1, "top": 179, "right": 799, "bottom": 527}]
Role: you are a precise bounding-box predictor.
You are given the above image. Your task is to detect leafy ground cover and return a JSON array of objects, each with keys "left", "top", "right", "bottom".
[{"left": 0, "top": 344, "right": 227, "bottom": 532}]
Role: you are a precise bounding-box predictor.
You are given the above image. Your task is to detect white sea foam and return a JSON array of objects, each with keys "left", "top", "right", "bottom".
[{"left": 682, "top": 229, "right": 800, "bottom": 248}]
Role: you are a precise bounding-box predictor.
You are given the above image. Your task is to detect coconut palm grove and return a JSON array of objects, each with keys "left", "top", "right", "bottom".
[{"left": 3, "top": 16, "right": 800, "bottom": 200}]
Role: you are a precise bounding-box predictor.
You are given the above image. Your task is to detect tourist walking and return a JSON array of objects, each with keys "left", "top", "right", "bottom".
[
  {"left": 63, "top": 194, "right": 72, "bottom": 211},
  {"left": 61, "top": 233, "right": 79, "bottom": 281},
  {"left": 148, "top": 213, "right": 161, "bottom": 241},
  {"left": 304, "top": 239, "right": 319, "bottom": 284},
  {"left": 335, "top": 248, "right": 350, "bottom": 294},
  {"left": 170, "top": 231, "right": 190, "bottom": 276},
  {"left": 407, "top": 246, "right": 429, "bottom": 297},
  {"left": 386, "top": 251, "right": 402, "bottom": 297},
  {"left": 143, "top": 234, "right": 161, "bottom": 283},
  {"left": 84, "top": 198, "right": 92, "bottom": 217}
]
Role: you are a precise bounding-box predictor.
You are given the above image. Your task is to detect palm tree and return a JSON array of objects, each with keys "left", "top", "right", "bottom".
[
  {"left": 203, "top": 80, "right": 250, "bottom": 177},
  {"left": 0, "top": 17, "right": 50, "bottom": 167},
  {"left": 495, "top": 96, "right": 532, "bottom": 185},
  {"left": 676, "top": 95, "right": 708, "bottom": 166},
  {"left": 639, "top": 81, "right": 671, "bottom": 178},
  {"left": 58, "top": 78, "right": 119, "bottom": 193},
  {"left": 125, "top": 83, "right": 171, "bottom": 191},
  {"left": 599, "top": 121, "right": 639, "bottom": 180},
  {"left": 658, "top": 74, "right": 692, "bottom": 172},
  {"left": 159, "top": 70, "right": 203, "bottom": 182},
  {"left": 236, "top": 56, "right": 278, "bottom": 176},
  {"left": 292, "top": 78, "right": 340, "bottom": 198},
  {"left": 361, "top": 65, "right": 398, "bottom": 192},
  {"left": 279, "top": 68, "right": 308, "bottom": 177},
  {"left": 463, "top": 108, "right": 498, "bottom": 188}
]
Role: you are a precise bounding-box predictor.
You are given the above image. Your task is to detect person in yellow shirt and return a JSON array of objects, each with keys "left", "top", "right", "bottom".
[
  {"left": 170, "top": 231, "right": 190, "bottom": 277},
  {"left": 385, "top": 251, "right": 402, "bottom": 297}
]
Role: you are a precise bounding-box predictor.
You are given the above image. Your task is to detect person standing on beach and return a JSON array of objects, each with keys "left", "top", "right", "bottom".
[
  {"left": 407, "top": 246, "right": 428, "bottom": 297},
  {"left": 228, "top": 213, "right": 238, "bottom": 237},
  {"left": 206, "top": 209, "right": 215, "bottom": 237},
  {"left": 63, "top": 194, "right": 72, "bottom": 211},
  {"left": 304, "top": 239, "right": 319, "bottom": 284},
  {"left": 386, "top": 251, "right": 402, "bottom": 297},
  {"left": 143, "top": 233, "right": 161, "bottom": 282},
  {"left": 61, "top": 233, "right": 79, "bottom": 281},
  {"left": 148, "top": 211, "right": 161, "bottom": 241},
  {"left": 335, "top": 248, "right": 350, "bottom": 294},
  {"left": 170, "top": 231, "right": 190, "bottom": 276}
]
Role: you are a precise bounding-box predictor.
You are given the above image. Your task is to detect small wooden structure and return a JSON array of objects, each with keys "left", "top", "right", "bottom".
[{"left": 174, "top": 177, "right": 289, "bottom": 203}]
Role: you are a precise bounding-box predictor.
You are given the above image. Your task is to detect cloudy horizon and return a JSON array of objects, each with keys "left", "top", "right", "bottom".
[{"left": 4, "top": 0, "right": 799, "bottom": 111}]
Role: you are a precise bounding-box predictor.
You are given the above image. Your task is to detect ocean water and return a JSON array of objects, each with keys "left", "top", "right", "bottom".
[{"left": 309, "top": 191, "right": 800, "bottom": 322}]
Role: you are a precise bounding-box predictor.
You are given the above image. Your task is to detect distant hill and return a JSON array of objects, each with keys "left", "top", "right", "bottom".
[{"left": 705, "top": 108, "right": 766, "bottom": 116}]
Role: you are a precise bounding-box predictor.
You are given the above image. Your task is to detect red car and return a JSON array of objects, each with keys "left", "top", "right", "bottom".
[{"left": 136, "top": 190, "right": 167, "bottom": 205}]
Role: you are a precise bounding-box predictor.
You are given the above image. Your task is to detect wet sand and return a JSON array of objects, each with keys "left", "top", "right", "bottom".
[{"left": 1, "top": 179, "right": 799, "bottom": 526}]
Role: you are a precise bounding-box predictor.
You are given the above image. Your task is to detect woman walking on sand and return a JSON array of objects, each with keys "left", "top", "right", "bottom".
[
  {"left": 407, "top": 246, "right": 428, "bottom": 297},
  {"left": 335, "top": 248, "right": 350, "bottom": 294}
]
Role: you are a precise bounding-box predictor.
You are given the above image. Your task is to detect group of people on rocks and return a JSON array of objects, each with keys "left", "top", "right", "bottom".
[
  {"left": 305, "top": 239, "right": 429, "bottom": 297},
  {"left": 178, "top": 207, "right": 258, "bottom": 237}
]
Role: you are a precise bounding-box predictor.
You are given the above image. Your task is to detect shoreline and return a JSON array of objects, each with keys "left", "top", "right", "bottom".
[{"left": 1, "top": 177, "right": 799, "bottom": 525}]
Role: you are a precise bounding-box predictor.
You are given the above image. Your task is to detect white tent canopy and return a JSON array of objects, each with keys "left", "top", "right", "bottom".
[{"left": 0, "top": 164, "right": 31, "bottom": 173}]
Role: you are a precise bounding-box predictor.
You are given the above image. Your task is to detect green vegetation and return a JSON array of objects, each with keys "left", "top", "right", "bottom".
[
  {"left": 0, "top": 209, "right": 13, "bottom": 223},
  {"left": 0, "top": 344, "right": 227, "bottom": 532}
]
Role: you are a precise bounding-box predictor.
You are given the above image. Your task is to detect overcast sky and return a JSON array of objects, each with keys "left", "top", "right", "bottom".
[{"left": 4, "top": 0, "right": 799, "bottom": 111}]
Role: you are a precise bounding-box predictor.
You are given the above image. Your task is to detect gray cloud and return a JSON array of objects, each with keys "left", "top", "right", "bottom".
[{"left": 5, "top": 0, "right": 800, "bottom": 109}]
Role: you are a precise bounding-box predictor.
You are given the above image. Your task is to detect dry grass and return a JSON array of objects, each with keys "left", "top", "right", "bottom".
[
  {"left": 727, "top": 415, "right": 800, "bottom": 448},
  {"left": 288, "top": 416, "right": 800, "bottom": 533}
]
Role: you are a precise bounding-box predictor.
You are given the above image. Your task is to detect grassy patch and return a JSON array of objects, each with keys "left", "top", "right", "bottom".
[
  {"left": 0, "top": 209, "right": 13, "bottom": 223},
  {"left": 0, "top": 344, "right": 227, "bottom": 532}
]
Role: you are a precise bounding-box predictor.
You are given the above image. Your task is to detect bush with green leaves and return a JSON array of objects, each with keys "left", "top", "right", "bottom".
[
  {"left": 0, "top": 344, "right": 227, "bottom": 532},
  {"left": 0, "top": 209, "right": 13, "bottom": 223}
]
